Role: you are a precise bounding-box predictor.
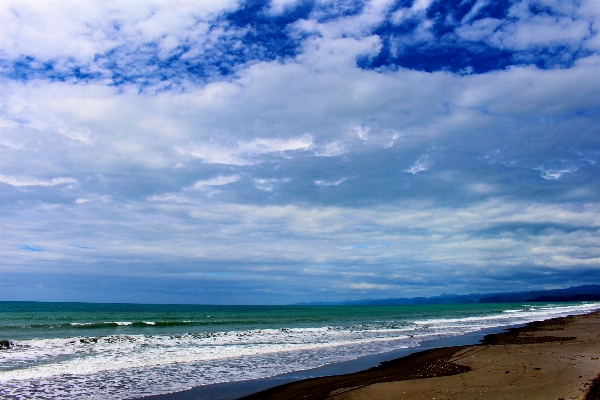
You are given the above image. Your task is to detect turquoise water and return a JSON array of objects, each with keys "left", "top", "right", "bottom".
[
  {"left": 1, "top": 301, "right": 599, "bottom": 399},
  {"left": 1, "top": 301, "right": 548, "bottom": 339}
]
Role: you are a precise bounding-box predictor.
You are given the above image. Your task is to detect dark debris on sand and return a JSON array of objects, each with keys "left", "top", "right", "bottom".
[
  {"left": 239, "top": 346, "right": 471, "bottom": 400},
  {"left": 480, "top": 316, "right": 577, "bottom": 345},
  {"left": 585, "top": 372, "right": 600, "bottom": 400}
]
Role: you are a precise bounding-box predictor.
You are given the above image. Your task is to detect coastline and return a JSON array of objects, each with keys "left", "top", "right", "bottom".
[
  {"left": 242, "top": 309, "right": 600, "bottom": 400},
  {"left": 141, "top": 308, "right": 600, "bottom": 400},
  {"left": 140, "top": 324, "right": 517, "bottom": 400}
]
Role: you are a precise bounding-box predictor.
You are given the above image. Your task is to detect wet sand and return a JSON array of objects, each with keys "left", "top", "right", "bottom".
[{"left": 239, "top": 310, "right": 600, "bottom": 400}]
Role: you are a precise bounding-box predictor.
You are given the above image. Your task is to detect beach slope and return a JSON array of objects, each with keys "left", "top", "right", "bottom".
[{"left": 241, "top": 310, "right": 600, "bottom": 400}]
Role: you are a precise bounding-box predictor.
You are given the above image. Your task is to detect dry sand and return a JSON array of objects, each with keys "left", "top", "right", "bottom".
[
  {"left": 240, "top": 310, "right": 600, "bottom": 400},
  {"left": 328, "top": 311, "right": 600, "bottom": 400}
]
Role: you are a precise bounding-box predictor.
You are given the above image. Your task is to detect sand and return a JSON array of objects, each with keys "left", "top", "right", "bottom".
[{"left": 240, "top": 310, "right": 600, "bottom": 400}]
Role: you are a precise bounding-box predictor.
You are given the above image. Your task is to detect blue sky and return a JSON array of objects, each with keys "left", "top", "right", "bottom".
[{"left": 1, "top": 0, "right": 599, "bottom": 304}]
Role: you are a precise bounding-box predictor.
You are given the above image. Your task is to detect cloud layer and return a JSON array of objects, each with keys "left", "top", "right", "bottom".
[{"left": 1, "top": 0, "right": 599, "bottom": 303}]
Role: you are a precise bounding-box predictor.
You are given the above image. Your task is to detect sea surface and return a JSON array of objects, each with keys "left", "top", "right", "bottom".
[{"left": 1, "top": 301, "right": 599, "bottom": 399}]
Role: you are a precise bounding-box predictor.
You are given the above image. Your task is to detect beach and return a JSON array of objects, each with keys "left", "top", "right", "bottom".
[
  {"left": 240, "top": 310, "right": 600, "bottom": 400},
  {"left": 2, "top": 302, "right": 600, "bottom": 399}
]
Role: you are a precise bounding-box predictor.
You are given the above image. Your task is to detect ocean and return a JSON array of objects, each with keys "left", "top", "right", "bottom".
[{"left": 1, "top": 301, "right": 599, "bottom": 399}]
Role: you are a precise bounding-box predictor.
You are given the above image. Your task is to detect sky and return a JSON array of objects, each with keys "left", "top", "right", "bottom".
[{"left": 1, "top": 0, "right": 599, "bottom": 305}]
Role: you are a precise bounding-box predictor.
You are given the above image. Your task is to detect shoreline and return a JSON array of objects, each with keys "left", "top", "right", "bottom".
[
  {"left": 241, "top": 309, "right": 600, "bottom": 400},
  {"left": 141, "top": 308, "right": 600, "bottom": 400},
  {"left": 141, "top": 324, "right": 519, "bottom": 400}
]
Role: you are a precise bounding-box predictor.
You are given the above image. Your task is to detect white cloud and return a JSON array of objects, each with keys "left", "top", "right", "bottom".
[
  {"left": 314, "top": 141, "right": 347, "bottom": 157},
  {"left": 537, "top": 167, "right": 577, "bottom": 180},
  {"left": 192, "top": 175, "right": 240, "bottom": 189},
  {"left": 352, "top": 124, "right": 370, "bottom": 142},
  {"left": 307, "top": 0, "right": 395, "bottom": 39},
  {"left": 499, "top": 16, "right": 591, "bottom": 49},
  {"left": 57, "top": 129, "right": 94, "bottom": 145},
  {"left": 267, "top": 0, "right": 301, "bottom": 15},
  {"left": 456, "top": 61, "right": 600, "bottom": 117},
  {"left": 0, "top": 0, "right": 239, "bottom": 62},
  {"left": 315, "top": 178, "right": 346, "bottom": 186},
  {"left": 411, "top": 0, "right": 434, "bottom": 13},
  {"left": 461, "top": 0, "right": 491, "bottom": 24},
  {"left": 405, "top": 155, "right": 432, "bottom": 174},
  {"left": 0, "top": 175, "right": 76, "bottom": 187},
  {"left": 456, "top": 0, "right": 595, "bottom": 50},
  {"left": 349, "top": 283, "right": 395, "bottom": 290},
  {"left": 180, "top": 135, "right": 313, "bottom": 165},
  {"left": 254, "top": 178, "right": 290, "bottom": 191},
  {"left": 580, "top": 0, "right": 600, "bottom": 50},
  {"left": 0, "top": 137, "right": 24, "bottom": 149},
  {"left": 390, "top": 0, "right": 433, "bottom": 26},
  {"left": 147, "top": 193, "right": 191, "bottom": 203},
  {"left": 455, "top": 18, "right": 504, "bottom": 42}
]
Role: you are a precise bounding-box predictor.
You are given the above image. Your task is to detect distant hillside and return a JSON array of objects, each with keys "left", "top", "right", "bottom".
[
  {"left": 478, "top": 285, "right": 600, "bottom": 303},
  {"left": 291, "top": 285, "right": 600, "bottom": 306},
  {"left": 292, "top": 293, "right": 485, "bottom": 306},
  {"left": 526, "top": 294, "right": 600, "bottom": 302},
  {"left": 362, "top": 293, "right": 485, "bottom": 306}
]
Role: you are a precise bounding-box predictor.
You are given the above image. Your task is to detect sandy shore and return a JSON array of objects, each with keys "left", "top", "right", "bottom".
[{"left": 240, "top": 310, "right": 600, "bottom": 400}]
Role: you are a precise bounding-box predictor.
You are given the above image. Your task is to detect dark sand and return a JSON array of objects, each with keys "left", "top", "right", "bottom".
[{"left": 239, "top": 310, "right": 600, "bottom": 400}]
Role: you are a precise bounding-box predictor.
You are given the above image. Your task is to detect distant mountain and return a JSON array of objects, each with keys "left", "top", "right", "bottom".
[
  {"left": 478, "top": 285, "right": 600, "bottom": 303},
  {"left": 291, "top": 285, "right": 600, "bottom": 306},
  {"left": 361, "top": 292, "right": 485, "bottom": 306},
  {"left": 526, "top": 294, "right": 600, "bottom": 302}
]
